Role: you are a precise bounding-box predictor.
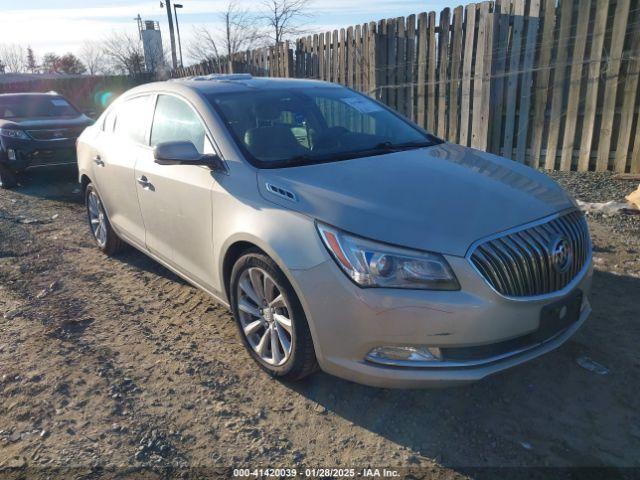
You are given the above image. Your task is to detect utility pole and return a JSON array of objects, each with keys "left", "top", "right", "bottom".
[
  {"left": 173, "top": 3, "right": 184, "bottom": 68},
  {"left": 161, "top": 0, "right": 178, "bottom": 70}
]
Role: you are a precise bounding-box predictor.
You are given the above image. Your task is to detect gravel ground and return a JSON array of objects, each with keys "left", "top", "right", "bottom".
[
  {"left": 547, "top": 171, "right": 640, "bottom": 243},
  {"left": 0, "top": 167, "right": 639, "bottom": 479}
]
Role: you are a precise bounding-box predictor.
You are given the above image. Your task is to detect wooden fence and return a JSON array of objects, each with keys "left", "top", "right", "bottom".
[{"left": 174, "top": 0, "right": 640, "bottom": 172}]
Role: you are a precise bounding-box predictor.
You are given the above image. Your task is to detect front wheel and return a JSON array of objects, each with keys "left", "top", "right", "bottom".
[
  {"left": 0, "top": 164, "right": 17, "bottom": 189},
  {"left": 85, "top": 183, "right": 126, "bottom": 255},
  {"left": 230, "top": 250, "right": 318, "bottom": 381}
]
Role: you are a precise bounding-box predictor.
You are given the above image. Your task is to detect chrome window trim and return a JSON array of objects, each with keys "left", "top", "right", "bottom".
[{"left": 465, "top": 208, "right": 593, "bottom": 302}]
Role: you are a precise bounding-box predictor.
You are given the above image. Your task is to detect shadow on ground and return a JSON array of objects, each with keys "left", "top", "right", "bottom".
[
  {"left": 13, "top": 166, "right": 82, "bottom": 203},
  {"left": 115, "top": 248, "right": 189, "bottom": 285},
  {"left": 291, "top": 270, "right": 640, "bottom": 468}
]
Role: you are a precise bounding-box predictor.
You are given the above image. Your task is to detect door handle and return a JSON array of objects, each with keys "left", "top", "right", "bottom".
[
  {"left": 93, "top": 155, "right": 105, "bottom": 167},
  {"left": 137, "top": 175, "right": 154, "bottom": 190}
]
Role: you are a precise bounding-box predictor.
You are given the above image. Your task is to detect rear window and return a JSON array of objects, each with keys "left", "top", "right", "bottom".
[{"left": 0, "top": 95, "right": 80, "bottom": 119}]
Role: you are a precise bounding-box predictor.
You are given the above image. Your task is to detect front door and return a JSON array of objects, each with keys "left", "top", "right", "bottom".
[{"left": 135, "top": 94, "right": 217, "bottom": 289}]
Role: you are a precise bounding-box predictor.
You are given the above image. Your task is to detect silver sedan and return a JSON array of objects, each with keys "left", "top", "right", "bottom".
[{"left": 76, "top": 75, "right": 592, "bottom": 388}]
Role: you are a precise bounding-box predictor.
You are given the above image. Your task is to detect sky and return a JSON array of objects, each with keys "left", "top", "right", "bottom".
[{"left": 0, "top": 0, "right": 452, "bottom": 64}]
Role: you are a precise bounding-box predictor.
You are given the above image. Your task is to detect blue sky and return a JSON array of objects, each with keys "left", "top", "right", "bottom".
[{"left": 0, "top": 0, "right": 452, "bottom": 63}]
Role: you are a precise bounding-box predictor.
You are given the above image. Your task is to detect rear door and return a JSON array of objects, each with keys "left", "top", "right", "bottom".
[
  {"left": 135, "top": 93, "right": 216, "bottom": 288},
  {"left": 93, "top": 95, "right": 153, "bottom": 247}
]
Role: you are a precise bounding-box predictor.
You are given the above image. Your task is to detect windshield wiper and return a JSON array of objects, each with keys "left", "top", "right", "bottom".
[
  {"left": 373, "top": 140, "right": 433, "bottom": 151},
  {"left": 267, "top": 140, "right": 435, "bottom": 168}
]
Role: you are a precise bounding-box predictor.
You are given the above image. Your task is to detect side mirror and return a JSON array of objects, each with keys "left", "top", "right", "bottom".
[{"left": 153, "top": 141, "right": 226, "bottom": 173}]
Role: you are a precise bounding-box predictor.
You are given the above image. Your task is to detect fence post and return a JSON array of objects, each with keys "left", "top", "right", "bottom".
[
  {"left": 368, "top": 22, "right": 377, "bottom": 98},
  {"left": 529, "top": 0, "right": 557, "bottom": 168},
  {"left": 597, "top": 0, "right": 631, "bottom": 171},
  {"left": 471, "top": 2, "right": 493, "bottom": 150},
  {"left": 515, "top": 0, "right": 542, "bottom": 164},
  {"left": 459, "top": 4, "right": 475, "bottom": 146}
]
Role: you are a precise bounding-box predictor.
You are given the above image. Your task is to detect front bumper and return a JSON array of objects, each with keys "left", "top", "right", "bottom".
[
  {"left": 290, "top": 255, "right": 593, "bottom": 388},
  {"left": 1, "top": 137, "right": 77, "bottom": 171}
]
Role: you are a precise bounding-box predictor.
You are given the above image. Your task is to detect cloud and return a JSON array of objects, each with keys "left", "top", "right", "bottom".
[{"left": 0, "top": 0, "right": 444, "bottom": 56}]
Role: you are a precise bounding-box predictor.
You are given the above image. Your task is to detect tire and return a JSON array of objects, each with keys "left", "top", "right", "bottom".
[
  {"left": 0, "top": 164, "right": 17, "bottom": 189},
  {"left": 230, "top": 250, "right": 318, "bottom": 381},
  {"left": 85, "top": 183, "right": 126, "bottom": 256}
]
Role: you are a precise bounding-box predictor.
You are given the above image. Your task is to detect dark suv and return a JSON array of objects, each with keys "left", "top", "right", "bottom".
[{"left": 0, "top": 92, "right": 93, "bottom": 188}]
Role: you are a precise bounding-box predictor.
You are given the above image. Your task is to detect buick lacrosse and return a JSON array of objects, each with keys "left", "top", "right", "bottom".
[{"left": 76, "top": 75, "right": 592, "bottom": 387}]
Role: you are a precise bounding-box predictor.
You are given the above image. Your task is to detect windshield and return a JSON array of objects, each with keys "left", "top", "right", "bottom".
[
  {"left": 0, "top": 95, "right": 80, "bottom": 119},
  {"left": 207, "top": 87, "right": 440, "bottom": 168}
]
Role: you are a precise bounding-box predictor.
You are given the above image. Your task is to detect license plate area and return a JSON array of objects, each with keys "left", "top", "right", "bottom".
[{"left": 534, "top": 290, "right": 583, "bottom": 343}]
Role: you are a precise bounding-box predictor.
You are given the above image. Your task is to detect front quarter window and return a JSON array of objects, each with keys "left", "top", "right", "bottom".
[{"left": 150, "top": 95, "right": 207, "bottom": 153}]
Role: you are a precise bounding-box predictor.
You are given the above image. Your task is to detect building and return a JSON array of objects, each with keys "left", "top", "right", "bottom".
[{"left": 139, "top": 20, "right": 165, "bottom": 73}]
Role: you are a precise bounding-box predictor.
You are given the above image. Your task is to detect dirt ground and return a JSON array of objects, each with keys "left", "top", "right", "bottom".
[{"left": 0, "top": 167, "right": 639, "bottom": 479}]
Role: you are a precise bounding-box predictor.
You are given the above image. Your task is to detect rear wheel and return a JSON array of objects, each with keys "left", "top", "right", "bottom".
[
  {"left": 0, "top": 164, "right": 17, "bottom": 189},
  {"left": 230, "top": 250, "right": 318, "bottom": 381},
  {"left": 85, "top": 183, "right": 126, "bottom": 255}
]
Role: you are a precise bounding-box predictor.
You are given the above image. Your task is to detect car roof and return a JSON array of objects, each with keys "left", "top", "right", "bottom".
[
  {"left": 0, "top": 92, "right": 64, "bottom": 98},
  {"left": 125, "top": 75, "right": 343, "bottom": 98}
]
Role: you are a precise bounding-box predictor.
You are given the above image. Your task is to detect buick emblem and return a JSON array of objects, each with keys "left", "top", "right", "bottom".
[{"left": 550, "top": 235, "right": 572, "bottom": 273}]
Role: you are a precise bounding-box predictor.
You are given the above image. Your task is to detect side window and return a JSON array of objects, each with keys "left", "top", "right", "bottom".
[
  {"left": 150, "top": 95, "right": 207, "bottom": 153},
  {"left": 113, "top": 96, "right": 151, "bottom": 143}
]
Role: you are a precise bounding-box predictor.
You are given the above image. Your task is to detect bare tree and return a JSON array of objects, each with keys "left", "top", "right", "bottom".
[
  {"left": 188, "top": 1, "right": 264, "bottom": 72},
  {"left": 0, "top": 43, "right": 26, "bottom": 73},
  {"left": 79, "top": 42, "right": 106, "bottom": 75},
  {"left": 102, "top": 32, "right": 145, "bottom": 76},
  {"left": 260, "top": 0, "right": 313, "bottom": 45},
  {"left": 188, "top": 26, "right": 222, "bottom": 70}
]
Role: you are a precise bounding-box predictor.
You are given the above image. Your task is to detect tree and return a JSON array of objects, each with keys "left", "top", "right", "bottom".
[
  {"left": 188, "top": 26, "right": 223, "bottom": 71},
  {"left": 26, "top": 47, "right": 38, "bottom": 73},
  {"left": 40, "top": 52, "right": 86, "bottom": 74},
  {"left": 0, "top": 44, "right": 26, "bottom": 73},
  {"left": 41, "top": 53, "right": 60, "bottom": 73},
  {"left": 56, "top": 53, "right": 86, "bottom": 74},
  {"left": 189, "top": 1, "right": 263, "bottom": 72},
  {"left": 79, "top": 42, "right": 106, "bottom": 75},
  {"left": 102, "top": 31, "right": 146, "bottom": 76},
  {"left": 260, "top": 0, "right": 312, "bottom": 45}
]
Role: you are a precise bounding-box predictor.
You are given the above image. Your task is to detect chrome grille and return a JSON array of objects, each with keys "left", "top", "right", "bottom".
[{"left": 470, "top": 210, "right": 591, "bottom": 297}]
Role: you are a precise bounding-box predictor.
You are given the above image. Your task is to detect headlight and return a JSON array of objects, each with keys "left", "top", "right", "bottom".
[
  {"left": 317, "top": 222, "right": 460, "bottom": 290},
  {"left": 0, "top": 128, "right": 30, "bottom": 140}
]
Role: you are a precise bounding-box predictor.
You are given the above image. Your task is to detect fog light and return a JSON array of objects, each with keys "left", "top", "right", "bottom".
[
  {"left": 7, "top": 149, "right": 17, "bottom": 161},
  {"left": 367, "top": 346, "right": 443, "bottom": 365}
]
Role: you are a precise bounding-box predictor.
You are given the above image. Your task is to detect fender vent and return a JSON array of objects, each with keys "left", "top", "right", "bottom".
[{"left": 265, "top": 183, "right": 297, "bottom": 202}]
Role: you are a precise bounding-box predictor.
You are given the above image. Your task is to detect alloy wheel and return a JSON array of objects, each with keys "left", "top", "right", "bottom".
[
  {"left": 87, "top": 189, "right": 107, "bottom": 248},
  {"left": 236, "top": 267, "right": 294, "bottom": 366}
]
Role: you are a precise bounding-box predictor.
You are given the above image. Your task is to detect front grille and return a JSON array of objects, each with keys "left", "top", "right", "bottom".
[
  {"left": 470, "top": 210, "right": 591, "bottom": 297},
  {"left": 26, "top": 128, "right": 83, "bottom": 141}
]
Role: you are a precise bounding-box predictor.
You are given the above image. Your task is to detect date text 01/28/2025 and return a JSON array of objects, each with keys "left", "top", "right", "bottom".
[{"left": 232, "top": 468, "right": 401, "bottom": 477}]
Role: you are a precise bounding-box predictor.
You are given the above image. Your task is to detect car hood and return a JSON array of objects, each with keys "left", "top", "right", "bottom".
[
  {"left": 257, "top": 143, "right": 576, "bottom": 256},
  {"left": 0, "top": 115, "right": 93, "bottom": 130}
]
